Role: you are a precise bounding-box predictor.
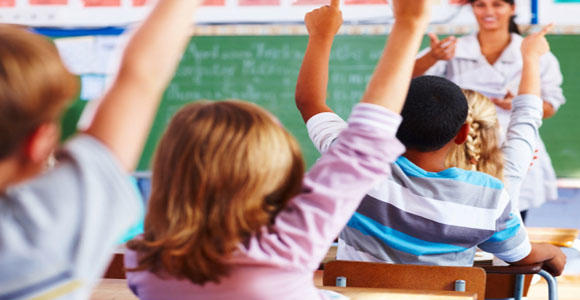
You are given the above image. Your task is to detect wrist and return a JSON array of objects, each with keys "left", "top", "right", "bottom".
[
  {"left": 392, "top": 20, "right": 429, "bottom": 38},
  {"left": 308, "top": 34, "right": 336, "bottom": 44},
  {"left": 522, "top": 53, "right": 541, "bottom": 63},
  {"left": 427, "top": 50, "right": 439, "bottom": 62},
  {"left": 393, "top": 16, "right": 430, "bottom": 30}
]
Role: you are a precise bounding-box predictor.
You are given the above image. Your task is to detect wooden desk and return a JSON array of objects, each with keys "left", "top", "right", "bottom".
[
  {"left": 93, "top": 273, "right": 476, "bottom": 300},
  {"left": 91, "top": 279, "right": 137, "bottom": 300},
  {"left": 320, "top": 286, "right": 477, "bottom": 300}
]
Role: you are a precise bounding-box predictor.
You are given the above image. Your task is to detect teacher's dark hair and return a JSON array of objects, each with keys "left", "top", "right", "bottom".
[{"left": 469, "top": 0, "right": 520, "bottom": 35}]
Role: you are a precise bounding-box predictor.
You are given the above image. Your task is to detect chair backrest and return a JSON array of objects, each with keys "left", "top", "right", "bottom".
[
  {"left": 479, "top": 263, "right": 543, "bottom": 298},
  {"left": 323, "top": 260, "right": 486, "bottom": 299}
]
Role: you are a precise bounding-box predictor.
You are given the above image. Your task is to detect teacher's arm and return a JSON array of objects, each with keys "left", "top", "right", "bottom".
[{"left": 412, "top": 33, "right": 456, "bottom": 77}]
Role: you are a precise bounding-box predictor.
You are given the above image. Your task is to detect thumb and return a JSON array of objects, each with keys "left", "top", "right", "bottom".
[
  {"left": 330, "top": 0, "right": 340, "bottom": 9},
  {"left": 428, "top": 33, "right": 440, "bottom": 44}
]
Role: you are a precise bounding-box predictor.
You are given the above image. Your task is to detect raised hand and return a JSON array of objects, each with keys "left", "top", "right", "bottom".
[
  {"left": 428, "top": 33, "right": 457, "bottom": 61},
  {"left": 391, "top": 0, "right": 432, "bottom": 25},
  {"left": 518, "top": 24, "right": 554, "bottom": 97},
  {"left": 295, "top": 0, "right": 343, "bottom": 122},
  {"left": 521, "top": 24, "right": 554, "bottom": 59},
  {"left": 304, "top": 0, "right": 343, "bottom": 40}
]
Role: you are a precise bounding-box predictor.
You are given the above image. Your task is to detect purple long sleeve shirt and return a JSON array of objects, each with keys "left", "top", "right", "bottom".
[{"left": 124, "top": 103, "right": 405, "bottom": 300}]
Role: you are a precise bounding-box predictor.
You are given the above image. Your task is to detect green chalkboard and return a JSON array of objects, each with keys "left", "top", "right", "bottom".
[
  {"left": 61, "top": 34, "right": 580, "bottom": 177},
  {"left": 541, "top": 35, "right": 580, "bottom": 178}
]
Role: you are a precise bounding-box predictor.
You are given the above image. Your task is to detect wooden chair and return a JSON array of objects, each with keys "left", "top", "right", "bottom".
[
  {"left": 479, "top": 263, "right": 543, "bottom": 299},
  {"left": 104, "top": 252, "right": 126, "bottom": 279},
  {"left": 478, "top": 227, "right": 579, "bottom": 300},
  {"left": 322, "top": 260, "right": 487, "bottom": 299}
]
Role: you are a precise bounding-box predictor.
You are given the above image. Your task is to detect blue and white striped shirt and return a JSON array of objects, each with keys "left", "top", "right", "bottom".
[{"left": 306, "top": 94, "right": 543, "bottom": 266}]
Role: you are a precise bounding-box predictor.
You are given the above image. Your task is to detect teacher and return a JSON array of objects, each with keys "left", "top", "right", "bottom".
[{"left": 412, "top": 0, "right": 565, "bottom": 222}]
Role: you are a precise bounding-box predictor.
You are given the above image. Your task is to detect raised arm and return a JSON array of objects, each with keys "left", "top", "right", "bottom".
[
  {"left": 518, "top": 26, "right": 553, "bottom": 97},
  {"left": 501, "top": 25, "right": 552, "bottom": 203},
  {"left": 294, "top": 0, "right": 342, "bottom": 122},
  {"left": 362, "top": 1, "right": 431, "bottom": 113},
  {"left": 505, "top": 24, "right": 566, "bottom": 277},
  {"left": 85, "top": 0, "right": 201, "bottom": 171}
]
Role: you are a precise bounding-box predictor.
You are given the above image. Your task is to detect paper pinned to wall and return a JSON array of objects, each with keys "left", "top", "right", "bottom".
[
  {"left": 54, "top": 36, "right": 96, "bottom": 74},
  {"left": 55, "top": 35, "right": 122, "bottom": 75},
  {"left": 80, "top": 74, "right": 107, "bottom": 101},
  {"left": 55, "top": 35, "right": 124, "bottom": 103}
]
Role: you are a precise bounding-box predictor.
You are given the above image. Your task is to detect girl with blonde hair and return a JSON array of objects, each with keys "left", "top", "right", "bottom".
[
  {"left": 123, "top": 0, "right": 434, "bottom": 298},
  {"left": 446, "top": 89, "right": 505, "bottom": 181}
]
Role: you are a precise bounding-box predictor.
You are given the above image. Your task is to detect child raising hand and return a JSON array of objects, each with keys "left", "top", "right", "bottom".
[{"left": 125, "top": 0, "right": 433, "bottom": 299}]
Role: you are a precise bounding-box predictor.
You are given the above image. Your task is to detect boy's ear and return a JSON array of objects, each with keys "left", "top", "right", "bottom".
[
  {"left": 24, "top": 122, "right": 60, "bottom": 164},
  {"left": 454, "top": 123, "right": 470, "bottom": 145}
]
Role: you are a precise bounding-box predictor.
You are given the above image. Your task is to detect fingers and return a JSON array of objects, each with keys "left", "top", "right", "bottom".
[
  {"left": 330, "top": 0, "right": 340, "bottom": 9},
  {"left": 439, "top": 36, "right": 456, "bottom": 48},
  {"left": 428, "top": 33, "right": 439, "bottom": 44},
  {"left": 491, "top": 97, "right": 512, "bottom": 110},
  {"left": 427, "top": 34, "right": 457, "bottom": 60},
  {"left": 537, "top": 23, "right": 554, "bottom": 36},
  {"left": 445, "top": 42, "right": 456, "bottom": 59}
]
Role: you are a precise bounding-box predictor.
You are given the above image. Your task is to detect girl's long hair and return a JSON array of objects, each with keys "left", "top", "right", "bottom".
[
  {"left": 446, "top": 90, "right": 504, "bottom": 181},
  {"left": 127, "top": 100, "right": 305, "bottom": 284}
]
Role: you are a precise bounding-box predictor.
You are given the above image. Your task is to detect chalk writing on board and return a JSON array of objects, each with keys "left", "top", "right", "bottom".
[{"left": 165, "top": 37, "right": 381, "bottom": 127}]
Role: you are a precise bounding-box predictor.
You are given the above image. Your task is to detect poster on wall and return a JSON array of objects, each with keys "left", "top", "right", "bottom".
[
  {"left": 0, "top": 0, "right": 536, "bottom": 27},
  {"left": 537, "top": 0, "right": 580, "bottom": 24}
]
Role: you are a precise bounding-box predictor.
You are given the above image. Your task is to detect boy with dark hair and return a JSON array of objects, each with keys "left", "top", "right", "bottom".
[
  {"left": 396, "top": 76, "right": 467, "bottom": 152},
  {"left": 295, "top": 5, "right": 565, "bottom": 276}
]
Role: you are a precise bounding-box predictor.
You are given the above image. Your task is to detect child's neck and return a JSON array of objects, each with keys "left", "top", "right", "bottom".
[{"left": 403, "top": 147, "right": 451, "bottom": 173}]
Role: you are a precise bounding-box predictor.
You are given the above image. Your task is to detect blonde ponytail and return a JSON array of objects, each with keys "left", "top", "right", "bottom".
[{"left": 446, "top": 90, "right": 504, "bottom": 181}]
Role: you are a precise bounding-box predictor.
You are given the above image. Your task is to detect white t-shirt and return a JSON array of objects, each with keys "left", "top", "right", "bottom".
[
  {"left": 419, "top": 33, "right": 564, "bottom": 210},
  {"left": 0, "top": 135, "right": 140, "bottom": 299}
]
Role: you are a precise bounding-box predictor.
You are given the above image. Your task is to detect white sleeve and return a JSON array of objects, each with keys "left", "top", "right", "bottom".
[
  {"left": 61, "top": 135, "right": 140, "bottom": 286},
  {"left": 501, "top": 94, "right": 543, "bottom": 208},
  {"left": 0, "top": 135, "right": 140, "bottom": 299},
  {"left": 540, "top": 52, "right": 566, "bottom": 111},
  {"left": 306, "top": 112, "right": 348, "bottom": 153}
]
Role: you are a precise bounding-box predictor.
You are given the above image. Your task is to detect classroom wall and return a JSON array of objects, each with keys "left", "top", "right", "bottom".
[{"left": 2, "top": 0, "right": 575, "bottom": 27}]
